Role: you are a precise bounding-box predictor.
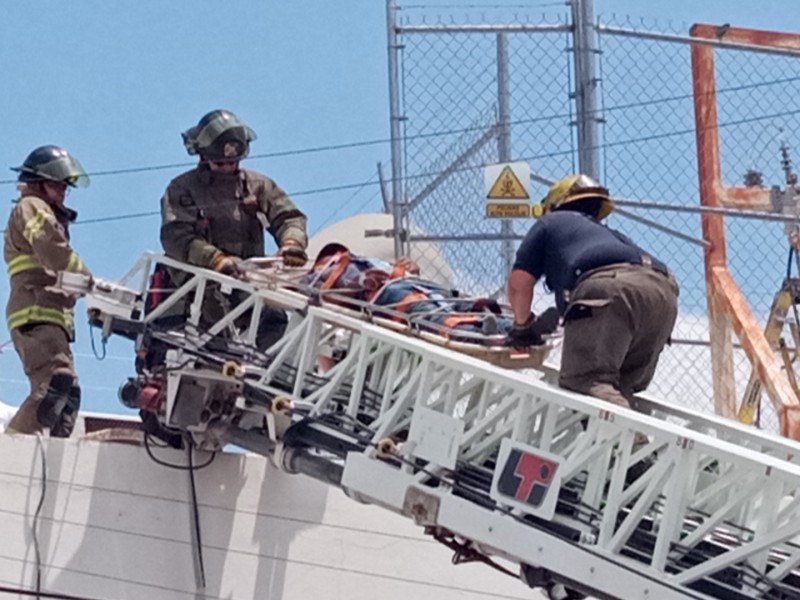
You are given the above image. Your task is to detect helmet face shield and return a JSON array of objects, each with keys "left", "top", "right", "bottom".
[
  {"left": 36, "top": 154, "right": 90, "bottom": 188},
  {"left": 12, "top": 146, "right": 90, "bottom": 188},
  {"left": 182, "top": 110, "right": 257, "bottom": 160},
  {"left": 203, "top": 132, "right": 251, "bottom": 162}
]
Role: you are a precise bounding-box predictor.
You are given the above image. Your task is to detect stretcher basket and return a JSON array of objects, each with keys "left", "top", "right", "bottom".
[{"left": 242, "top": 258, "right": 557, "bottom": 370}]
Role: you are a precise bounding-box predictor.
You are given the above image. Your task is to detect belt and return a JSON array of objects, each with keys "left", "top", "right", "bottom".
[
  {"left": 574, "top": 256, "right": 671, "bottom": 288},
  {"left": 637, "top": 254, "right": 670, "bottom": 277}
]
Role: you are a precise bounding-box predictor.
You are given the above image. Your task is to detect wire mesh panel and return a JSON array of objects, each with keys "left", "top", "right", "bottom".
[
  {"left": 392, "top": 6, "right": 800, "bottom": 435},
  {"left": 395, "top": 8, "right": 575, "bottom": 293},
  {"left": 598, "top": 17, "right": 800, "bottom": 433},
  {"left": 708, "top": 39, "right": 800, "bottom": 434},
  {"left": 597, "top": 19, "right": 715, "bottom": 419}
]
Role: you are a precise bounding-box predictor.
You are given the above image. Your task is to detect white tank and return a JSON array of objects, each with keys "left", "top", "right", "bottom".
[
  {"left": 308, "top": 212, "right": 455, "bottom": 288},
  {"left": 0, "top": 400, "right": 14, "bottom": 433}
]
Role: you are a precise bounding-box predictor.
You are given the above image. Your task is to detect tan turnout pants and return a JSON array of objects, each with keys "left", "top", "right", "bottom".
[
  {"left": 559, "top": 263, "right": 679, "bottom": 409},
  {"left": 7, "top": 323, "right": 76, "bottom": 434}
]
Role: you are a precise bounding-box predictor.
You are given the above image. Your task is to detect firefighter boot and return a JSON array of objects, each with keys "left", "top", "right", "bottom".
[
  {"left": 35, "top": 373, "right": 74, "bottom": 431},
  {"left": 51, "top": 385, "right": 81, "bottom": 438}
]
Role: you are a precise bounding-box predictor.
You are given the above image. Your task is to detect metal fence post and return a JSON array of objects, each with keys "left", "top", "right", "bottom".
[
  {"left": 386, "top": 0, "right": 405, "bottom": 259},
  {"left": 571, "top": 0, "right": 601, "bottom": 179},
  {"left": 497, "top": 32, "right": 515, "bottom": 279}
]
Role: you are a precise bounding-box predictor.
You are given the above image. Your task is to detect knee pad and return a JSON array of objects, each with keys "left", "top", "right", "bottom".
[
  {"left": 36, "top": 373, "right": 74, "bottom": 428},
  {"left": 260, "top": 307, "right": 288, "bottom": 328},
  {"left": 66, "top": 385, "right": 81, "bottom": 414},
  {"left": 50, "top": 385, "right": 81, "bottom": 439},
  {"left": 256, "top": 308, "right": 288, "bottom": 350}
]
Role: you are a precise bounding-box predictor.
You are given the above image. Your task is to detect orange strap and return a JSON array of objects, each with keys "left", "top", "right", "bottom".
[
  {"left": 320, "top": 253, "right": 351, "bottom": 290},
  {"left": 395, "top": 291, "right": 430, "bottom": 313},
  {"left": 443, "top": 314, "right": 481, "bottom": 328}
]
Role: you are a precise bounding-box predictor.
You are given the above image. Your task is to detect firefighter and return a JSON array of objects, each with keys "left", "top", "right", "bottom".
[
  {"left": 160, "top": 109, "right": 308, "bottom": 350},
  {"left": 506, "top": 174, "right": 679, "bottom": 410},
  {"left": 4, "top": 145, "right": 92, "bottom": 436}
]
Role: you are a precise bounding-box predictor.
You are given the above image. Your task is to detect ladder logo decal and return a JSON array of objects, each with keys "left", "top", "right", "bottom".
[{"left": 497, "top": 449, "right": 558, "bottom": 508}]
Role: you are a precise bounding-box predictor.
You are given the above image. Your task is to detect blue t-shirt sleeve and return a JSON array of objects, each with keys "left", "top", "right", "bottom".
[
  {"left": 607, "top": 226, "right": 636, "bottom": 247},
  {"left": 513, "top": 220, "right": 546, "bottom": 278}
]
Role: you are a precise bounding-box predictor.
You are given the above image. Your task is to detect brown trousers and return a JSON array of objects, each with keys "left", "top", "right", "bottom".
[
  {"left": 559, "top": 264, "right": 679, "bottom": 409},
  {"left": 7, "top": 323, "right": 76, "bottom": 434}
]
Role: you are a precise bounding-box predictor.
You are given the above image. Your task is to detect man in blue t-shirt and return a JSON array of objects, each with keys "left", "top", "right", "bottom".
[{"left": 507, "top": 174, "right": 679, "bottom": 410}]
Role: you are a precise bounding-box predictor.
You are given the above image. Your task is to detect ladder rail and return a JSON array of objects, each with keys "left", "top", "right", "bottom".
[
  {"left": 76, "top": 254, "right": 800, "bottom": 600},
  {"left": 636, "top": 392, "right": 800, "bottom": 463},
  {"left": 259, "top": 306, "right": 800, "bottom": 598}
]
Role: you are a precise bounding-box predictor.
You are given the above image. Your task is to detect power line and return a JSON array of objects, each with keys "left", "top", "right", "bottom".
[
  {"left": 312, "top": 188, "right": 384, "bottom": 238},
  {"left": 1, "top": 74, "right": 798, "bottom": 187},
  {"left": 4, "top": 104, "right": 796, "bottom": 233},
  {"left": 0, "top": 174, "right": 390, "bottom": 234},
  {"left": 75, "top": 210, "right": 160, "bottom": 226},
  {"left": 73, "top": 177, "right": 386, "bottom": 230},
  {"left": 310, "top": 172, "right": 382, "bottom": 236}
]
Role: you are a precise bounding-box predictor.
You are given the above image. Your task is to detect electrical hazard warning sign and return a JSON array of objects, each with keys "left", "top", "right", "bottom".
[{"left": 484, "top": 162, "right": 531, "bottom": 218}]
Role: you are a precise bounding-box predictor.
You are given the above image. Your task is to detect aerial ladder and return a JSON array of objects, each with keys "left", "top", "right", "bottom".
[{"left": 59, "top": 252, "right": 800, "bottom": 600}]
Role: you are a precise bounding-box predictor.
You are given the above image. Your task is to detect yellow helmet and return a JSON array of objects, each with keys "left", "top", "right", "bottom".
[{"left": 532, "top": 174, "right": 614, "bottom": 219}]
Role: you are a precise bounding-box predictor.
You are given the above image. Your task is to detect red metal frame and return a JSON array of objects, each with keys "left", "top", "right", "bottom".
[{"left": 691, "top": 23, "right": 800, "bottom": 440}]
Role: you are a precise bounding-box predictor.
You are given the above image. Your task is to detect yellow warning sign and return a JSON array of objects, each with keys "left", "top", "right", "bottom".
[
  {"left": 486, "top": 202, "right": 531, "bottom": 218},
  {"left": 487, "top": 166, "right": 530, "bottom": 200}
]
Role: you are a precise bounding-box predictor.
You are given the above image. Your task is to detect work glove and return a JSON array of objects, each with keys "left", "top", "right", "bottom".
[
  {"left": 210, "top": 253, "right": 243, "bottom": 277},
  {"left": 280, "top": 241, "right": 308, "bottom": 268},
  {"left": 506, "top": 307, "right": 560, "bottom": 347}
]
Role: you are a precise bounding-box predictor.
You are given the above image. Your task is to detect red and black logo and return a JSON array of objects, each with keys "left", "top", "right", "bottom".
[{"left": 497, "top": 449, "right": 558, "bottom": 508}]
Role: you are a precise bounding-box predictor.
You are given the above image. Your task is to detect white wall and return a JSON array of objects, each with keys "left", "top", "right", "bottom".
[{"left": 0, "top": 434, "right": 541, "bottom": 600}]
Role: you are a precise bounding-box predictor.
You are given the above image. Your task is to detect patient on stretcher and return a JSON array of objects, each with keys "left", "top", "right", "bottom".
[{"left": 299, "top": 243, "right": 543, "bottom": 346}]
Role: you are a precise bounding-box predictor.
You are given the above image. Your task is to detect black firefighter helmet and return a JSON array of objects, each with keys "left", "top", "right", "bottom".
[
  {"left": 12, "top": 145, "right": 90, "bottom": 188},
  {"left": 182, "top": 109, "right": 257, "bottom": 162}
]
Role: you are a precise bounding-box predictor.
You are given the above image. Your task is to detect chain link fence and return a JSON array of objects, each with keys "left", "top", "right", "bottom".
[
  {"left": 395, "top": 7, "right": 575, "bottom": 293},
  {"left": 393, "top": 6, "right": 800, "bottom": 434},
  {"left": 598, "top": 17, "right": 800, "bottom": 433}
]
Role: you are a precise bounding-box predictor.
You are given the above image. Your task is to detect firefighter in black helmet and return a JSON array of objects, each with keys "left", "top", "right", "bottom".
[
  {"left": 181, "top": 109, "right": 256, "bottom": 163},
  {"left": 160, "top": 109, "right": 308, "bottom": 350},
  {"left": 4, "top": 145, "right": 92, "bottom": 437}
]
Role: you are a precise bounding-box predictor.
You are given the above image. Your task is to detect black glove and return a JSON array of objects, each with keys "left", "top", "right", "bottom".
[
  {"left": 280, "top": 243, "right": 308, "bottom": 268},
  {"left": 507, "top": 307, "right": 560, "bottom": 347},
  {"left": 211, "top": 253, "right": 244, "bottom": 278}
]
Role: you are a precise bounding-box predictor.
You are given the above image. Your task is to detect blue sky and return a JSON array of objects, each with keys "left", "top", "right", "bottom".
[{"left": 1, "top": 0, "right": 799, "bottom": 416}]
